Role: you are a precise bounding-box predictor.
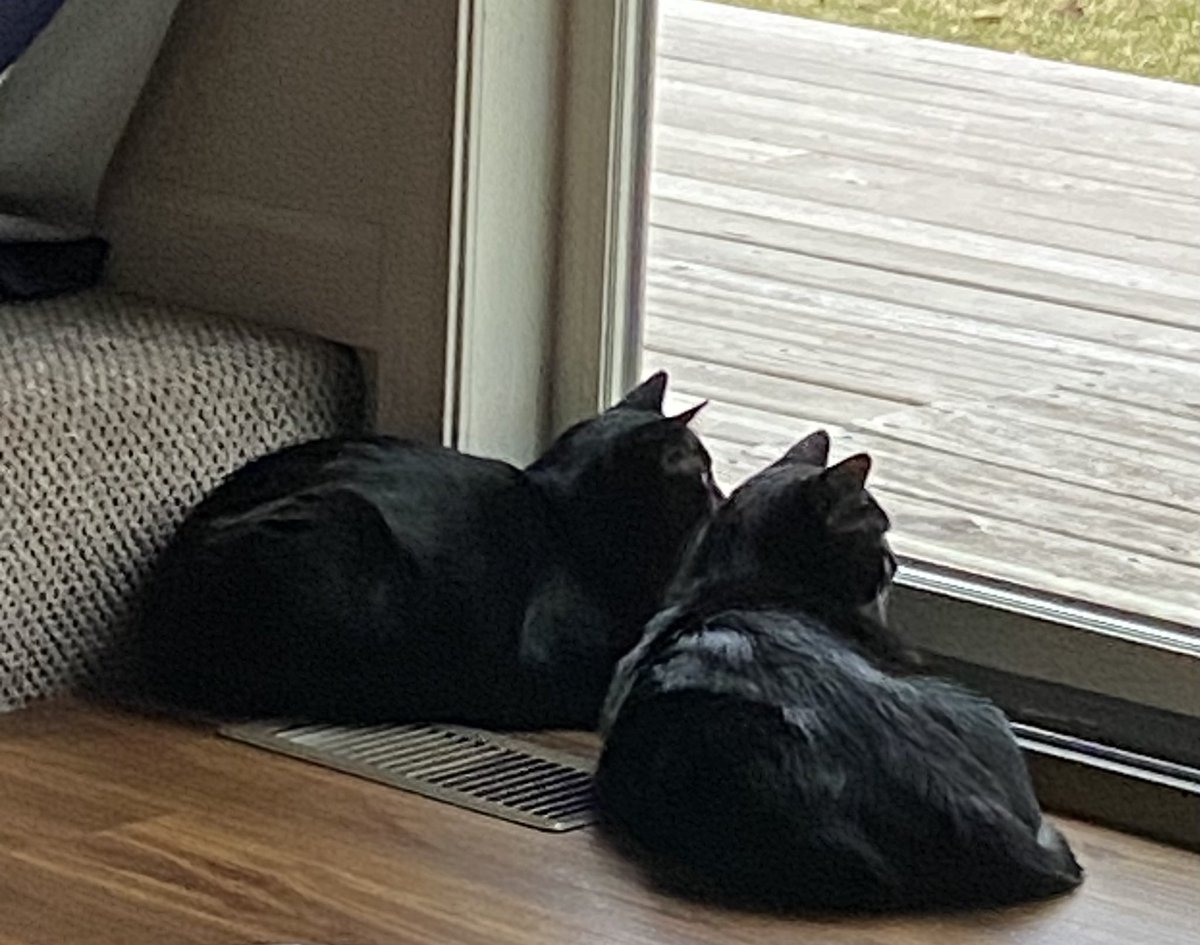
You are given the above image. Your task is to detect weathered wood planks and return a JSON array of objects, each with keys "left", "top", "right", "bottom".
[{"left": 645, "top": 0, "right": 1200, "bottom": 627}]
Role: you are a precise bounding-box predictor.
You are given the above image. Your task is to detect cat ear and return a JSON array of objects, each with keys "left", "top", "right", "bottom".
[
  {"left": 615, "top": 371, "right": 668, "bottom": 413},
  {"left": 823, "top": 452, "right": 871, "bottom": 493},
  {"left": 778, "top": 430, "right": 830, "bottom": 468},
  {"left": 666, "top": 400, "right": 707, "bottom": 426},
  {"left": 822, "top": 453, "right": 889, "bottom": 534}
]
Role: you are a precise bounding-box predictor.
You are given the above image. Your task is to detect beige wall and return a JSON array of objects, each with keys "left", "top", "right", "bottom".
[{"left": 98, "top": 0, "right": 461, "bottom": 440}]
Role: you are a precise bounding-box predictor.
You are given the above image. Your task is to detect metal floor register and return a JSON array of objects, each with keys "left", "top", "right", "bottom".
[{"left": 221, "top": 720, "right": 597, "bottom": 832}]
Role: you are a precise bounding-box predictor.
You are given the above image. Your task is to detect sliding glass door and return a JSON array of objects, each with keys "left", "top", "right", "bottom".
[{"left": 452, "top": 0, "right": 1199, "bottom": 845}]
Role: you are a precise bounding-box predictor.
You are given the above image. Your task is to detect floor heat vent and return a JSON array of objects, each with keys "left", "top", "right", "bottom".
[{"left": 221, "top": 720, "right": 597, "bottom": 831}]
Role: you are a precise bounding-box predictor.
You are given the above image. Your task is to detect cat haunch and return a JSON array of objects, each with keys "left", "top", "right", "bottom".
[{"left": 133, "top": 371, "right": 719, "bottom": 729}]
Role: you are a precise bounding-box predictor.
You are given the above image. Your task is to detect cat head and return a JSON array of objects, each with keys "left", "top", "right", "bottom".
[
  {"left": 527, "top": 371, "right": 722, "bottom": 614},
  {"left": 669, "top": 430, "right": 896, "bottom": 616}
]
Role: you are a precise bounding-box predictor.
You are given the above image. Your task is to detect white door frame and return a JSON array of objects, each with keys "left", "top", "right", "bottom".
[{"left": 446, "top": 0, "right": 656, "bottom": 465}]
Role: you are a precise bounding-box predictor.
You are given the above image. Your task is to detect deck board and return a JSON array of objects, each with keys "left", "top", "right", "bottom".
[
  {"left": 653, "top": 128, "right": 1200, "bottom": 264},
  {"left": 656, "top": 81, "right": 1198, "bottom": 194},
  {"left": 656, "top": 54, "right": 1200, "bottom": 171},
  {"left": 644, "top": 0, "right": 1200, "bottom": 627}
]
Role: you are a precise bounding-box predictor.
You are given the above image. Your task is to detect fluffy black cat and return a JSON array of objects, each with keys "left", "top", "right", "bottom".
[
  {"left": 595, "top": 431, "right": 1082, "bottom": 912},
  {"left": 134, "top": 372, "right": 720, "bottom": 728}
]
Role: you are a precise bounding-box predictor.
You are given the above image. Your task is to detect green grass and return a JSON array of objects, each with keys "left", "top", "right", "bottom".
[{"left": 712, "top": 0, "right": 1199, "bottom": 83}]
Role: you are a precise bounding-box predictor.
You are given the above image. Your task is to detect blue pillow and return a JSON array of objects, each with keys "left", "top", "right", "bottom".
[{"left": 0, "top": 0, "right": 67, "bottom": 73}]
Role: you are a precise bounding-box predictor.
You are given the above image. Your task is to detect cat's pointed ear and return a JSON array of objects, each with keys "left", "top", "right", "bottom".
[
  {"left": 823, "top": 453, "right": 889, "bottom": 534},
  {"left": 667, "top": 400, "right": 707, "bottom": 426},
  {"left": 824, "top": 452, "right": 871, "bottom": 494},
  {"left": 778, "top": 430, "right": 830, "bottom": 468},
  {"left": 616, "top": 371, "right": 668, "bottom": 413}
]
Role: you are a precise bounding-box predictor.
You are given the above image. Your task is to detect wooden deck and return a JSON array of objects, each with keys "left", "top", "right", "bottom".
[{"left": 643, "top": 0, "right": 1200, "bottom": 628}]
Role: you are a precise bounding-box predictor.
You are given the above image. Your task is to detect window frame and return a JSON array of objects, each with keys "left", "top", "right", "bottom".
[{"left": 445, "top": 0, "right": 657, "bottom": 466}]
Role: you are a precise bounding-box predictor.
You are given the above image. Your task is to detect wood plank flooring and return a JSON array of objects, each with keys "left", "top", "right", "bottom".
[
  {"left": 643, "top": 0, "right": 1200, "bottom": 627},
  {"left": 2, "top": 701, "right": 1199, "bottom": 945}
]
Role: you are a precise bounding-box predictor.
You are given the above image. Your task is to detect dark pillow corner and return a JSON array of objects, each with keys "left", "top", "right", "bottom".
[{"left": 0, "top": 233, "right": 109, "bottom": 303}]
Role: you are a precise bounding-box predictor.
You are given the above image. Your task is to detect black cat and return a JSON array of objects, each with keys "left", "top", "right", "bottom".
[
  {"left": 595, "top": 431, "right": 1082, "bottom": 912},
  {"left": 134, "top": 372, "right": 720, "bottom": 728}
]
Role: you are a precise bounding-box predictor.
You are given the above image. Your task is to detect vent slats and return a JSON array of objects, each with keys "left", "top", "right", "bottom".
[
  {"left": 402, "top": 751, "right": 505, "bottom": 780},
  {"left": 479, "top": 766, "right": 576, "bottom": 800},
  {"left": 220, "top": 720, "right": 596, "bottom": 832},
  {"left": 435, "top": 756, "right": 534, "bottom": 789}
]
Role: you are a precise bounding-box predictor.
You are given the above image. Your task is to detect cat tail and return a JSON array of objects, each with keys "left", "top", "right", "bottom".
[
  {"left": 892, "top": 791, "right": 1083, "bottom": 910},
  {"left": 1036, "top": 819, "right": 1085, "bottom": 889},
  {"left": 990, "top": 816, "right": 1083, "bottom": 904}
]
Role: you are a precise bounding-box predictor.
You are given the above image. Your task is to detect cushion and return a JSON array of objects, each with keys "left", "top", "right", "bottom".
[{"left": 0, "top": 291, "right": 367, "bottom": 710}]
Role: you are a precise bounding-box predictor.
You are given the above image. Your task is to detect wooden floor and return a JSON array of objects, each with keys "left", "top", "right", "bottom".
[
  {"left": 643, "top": 0, "right": 1200, "bottom": 627},
  {"left": 1, "top": 701, "right": 1198, "bottom": 945}
]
